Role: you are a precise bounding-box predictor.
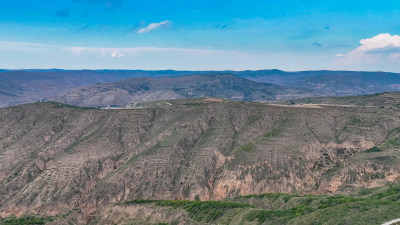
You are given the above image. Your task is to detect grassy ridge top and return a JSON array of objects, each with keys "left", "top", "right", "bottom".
[{"left": 115, "top": 184, "right": 400, "bottom": 225}]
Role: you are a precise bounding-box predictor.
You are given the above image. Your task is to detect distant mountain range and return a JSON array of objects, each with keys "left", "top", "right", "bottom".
[
  {"left": 237, "top": 70, "right": 400, "bottom": 96},
  {"left": 2, "top": 69, "right": 400, "bottom": 107},
  {"left": 49, "top": 74, "right": 312, "bottom": 107},
  {"left": 0, "top": 70, "right": 197, "bottom": 107}
]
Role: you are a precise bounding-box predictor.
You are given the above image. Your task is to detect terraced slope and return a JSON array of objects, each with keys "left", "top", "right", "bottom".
[
  {"left": 1, "top": 97, "right": 400, "bottom": 223},
  {"left": 89, "top": 184, "right": 400, "bottom": 225},
  {"left": 3, "top": 182, "right": 400, "bottom": 224}
]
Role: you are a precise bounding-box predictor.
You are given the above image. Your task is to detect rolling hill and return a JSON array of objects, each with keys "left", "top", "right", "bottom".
[
  {"left": 2, "top": 69, "right": 400, "bottom": 108},
  {"left": 237, "top": 70, "right": 400, "bottom": 97},
  {"left": 279, "top": 92, "right": 400, "bottom": 108},
  {"left": 49, "top": 74, "right": 312, "bottom": 107},
  {"left": 0, "top": 70, "right": 201, "bottom": 108}
]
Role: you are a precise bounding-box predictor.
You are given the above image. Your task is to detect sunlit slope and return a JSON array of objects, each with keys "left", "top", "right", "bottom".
[{"left": 1, "top": 96, "right": 400, "bottom": 222}]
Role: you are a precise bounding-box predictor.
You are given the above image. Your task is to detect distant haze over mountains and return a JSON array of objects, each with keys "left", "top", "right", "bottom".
[
  {"left": 1, "top": 69, "right": 400, "bottom": 107},
  {"left": 50, "top": 74, "right": 312, "bottom": 107},
  {"left": 239, "top": 70, "right": 400, "bottom": 97}
]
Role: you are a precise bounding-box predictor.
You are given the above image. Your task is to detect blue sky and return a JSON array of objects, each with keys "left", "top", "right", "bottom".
[{"left": 0, "top": 0, "right": 400, "bottom": 71}]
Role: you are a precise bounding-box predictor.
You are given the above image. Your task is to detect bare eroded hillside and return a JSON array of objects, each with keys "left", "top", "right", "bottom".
[{"left": 1, "top": 98, "right": 400, "bottom": 222}]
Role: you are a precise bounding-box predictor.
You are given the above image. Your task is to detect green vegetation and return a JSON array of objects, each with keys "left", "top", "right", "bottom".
[
  {"left": 119, "top": 184, "right": 400, "bottom": 224},
  {"left": 0, "top": 216, "right": 47, "bottom": 225},
  {"left": 349, "top": 116, "right": 375, "bottom": 127},
  {"left": 184, "top": 102, "right": 206, "bottom": 106},
  {"left": 47, "top": 101, "right": 98, "bottom": 110},
  {"left": 385, "top": 138, "right": 400, "bottom": 148},
  {"left": 238, "top": 186, "right": 400, "bottom": 224},
  {"left": 0, "top": 209, "right": 78, "bottom": 225},
  {"left": 246, "top": 204, "right": 314, "bottom": 224},
  {"left": 285, "top": 92, "right": 400, "bottom": 108},
  {"left": 365, "top": 146, "right": 383, "bottom": 152},
  {"left": 3, "top": 185, "right": 400, "bottom": 225},
  {"left": 237, "top": 142, "right": 256, "bottom": 153},
  {"left": 230, "top": 128, "right": 279, "bottom": 158},
  {"left": 262, "top": 129, "right": 278, "bottom": 138},
  {"left": 237, "top": 192, "right": 290, "bottom": 201},
  {"left": 247, "top": 115, "right": 260, "bottom": 126},
  {"left": 230, "top": 142, "right": 256, "bottom": 157},
  {"left": 120, "top": 199, "right": 253, "bottom": 223},
  {"left": 0, "top": 215, "right": 56, "bottom": 225}
]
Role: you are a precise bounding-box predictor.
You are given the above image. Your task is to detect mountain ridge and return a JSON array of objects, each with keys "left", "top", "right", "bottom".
[
  {"left": 2, "top": 69, "right": 400, "bottom": 107},
  {"left": 2, "top": 94, "right": 400, "bottom": 223},
  {"left": 49, "top": 73, "right": 312, "bottom": 107}
]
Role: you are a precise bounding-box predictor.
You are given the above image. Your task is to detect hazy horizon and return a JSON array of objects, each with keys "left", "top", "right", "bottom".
[{"left": 1, "top": 68, "right": 400, "bottom": 74}]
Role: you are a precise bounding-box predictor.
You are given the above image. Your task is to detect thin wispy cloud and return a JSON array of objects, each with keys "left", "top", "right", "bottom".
[
  {"left": 0, "top": 41, "right": 317, "bottom": 71},
  {"left": 0, "top": 41, "right": 233, "bottom": 58},
  {"left": 64, "top": 45, "right": 229, "bottom": 57},
  {"left": 138, "top": 21, "right": 171, "bottom": 34}
]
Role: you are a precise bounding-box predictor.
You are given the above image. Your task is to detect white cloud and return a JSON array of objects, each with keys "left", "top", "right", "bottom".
[
  {"left": 0, "top": 41, "right": 58, "bottom": 52},
  {"left": 356, "top": 33, "right": 400, "bottom": 53},
  {"left": 111, "top": 52, "right": 125, "bottom": 58},
  {"left": 137, "top": 20, "right": 171, "bottom": 34},
  {"left": 63, "top": 46, "right": 229, "bottom": 57},
  {"left": 336, "top": 33, "right": 400, "bottom": 65}
]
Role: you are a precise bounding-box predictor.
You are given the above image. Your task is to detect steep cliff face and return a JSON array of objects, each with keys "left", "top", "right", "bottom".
[{"left": 1, "top": 99, "right": 400, "bottom": 219}]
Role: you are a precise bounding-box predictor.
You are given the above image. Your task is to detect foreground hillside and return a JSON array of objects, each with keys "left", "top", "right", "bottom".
[
  {"left": 1, "top": 96, "right": 400, "bottom": 223},
  {"left": 2, "top": 184, "right": 400, "bottom": 224},
  {"left": 50, "top": 74, "right": 311, "bottom": 107},
  {"left": 90, "top": 184, "right": 400, "bottom": 224}
]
